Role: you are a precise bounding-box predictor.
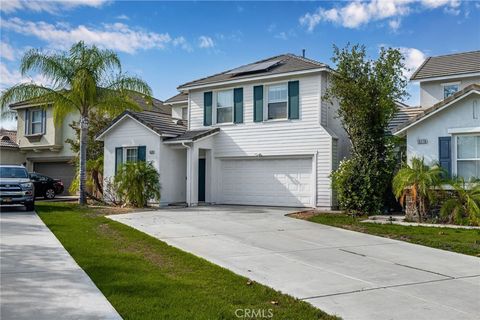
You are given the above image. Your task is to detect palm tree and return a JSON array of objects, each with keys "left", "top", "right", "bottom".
[
  {"left": 0, "top": 41, "right": 152, "bottom": 205},
  {"left": 440, "top": 177, "right": 480, "bottom": 225},
  {"left": 392, "top": 157, "right": 444, "bottom": 221}
]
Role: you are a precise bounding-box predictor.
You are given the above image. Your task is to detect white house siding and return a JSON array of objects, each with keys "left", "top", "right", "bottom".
[
  {"left": 419, "top": 76, "right": 480, "bottom": 108},
  {"left": 171, "top": 103, "right": 187, "bottom": 120},
  {"left": 188, "top": 73, "right": 338, "bottom": 208},
  {"left": 406, "top": 94, "right": 480, "bottom": 174}
]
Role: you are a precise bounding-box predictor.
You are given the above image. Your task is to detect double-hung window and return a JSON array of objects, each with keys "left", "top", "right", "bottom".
[
  {"left": 216, "top": 90, "right": 233, "bottom": 124},
  {"left": 443, "top": 83, "right": 459, "bottom": 99},
  {"left": 26, "top": 109, "right": 45, "bottom": 135},
  {"left": 181, "top": 107, "right": 188, "bottom": 120},
  {"left": 125, "top": 147, "right": 138, "bottom": 162},
  {"left": 267, "top": 83, "right": 288, "bottom": 120},
  {"left": 456, "top": 135, "right": 480, "bottom": 179}
]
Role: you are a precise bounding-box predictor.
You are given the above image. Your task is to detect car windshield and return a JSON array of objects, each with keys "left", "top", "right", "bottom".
[{"left": 0, "top": 167, "right": 28, "bottom": 179}]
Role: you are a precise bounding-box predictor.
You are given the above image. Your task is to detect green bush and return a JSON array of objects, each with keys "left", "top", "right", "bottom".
[
  {"left": 114, "top": 161, "right": 160, "bottom": 207},
  {"left": 440, "top": 177, "right": 480, "bottom": 226}
]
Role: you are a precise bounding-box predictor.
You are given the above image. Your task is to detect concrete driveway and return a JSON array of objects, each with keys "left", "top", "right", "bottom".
[
  {"left": 1, "top": 206, "right": 121, "bottom": 320},
  {"left": 109, "top": 205, "right": 480, "bottom": 320}
]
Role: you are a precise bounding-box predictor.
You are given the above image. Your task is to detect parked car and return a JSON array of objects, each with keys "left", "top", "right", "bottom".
[
  {"left": 29, "top": 173, "right": 64, "bottom": 199},
  {"left": 0, "top": 165, "right": 35, "bottom": 210}
]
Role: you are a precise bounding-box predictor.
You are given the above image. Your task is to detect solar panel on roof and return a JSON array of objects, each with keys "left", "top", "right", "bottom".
[{"left": 226, "top": 59, "right": 282, "bottom": 75}]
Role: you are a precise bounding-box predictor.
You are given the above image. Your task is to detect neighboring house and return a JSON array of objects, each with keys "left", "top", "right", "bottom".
[
  {"left": 393, "top": 51, "right": 480, "bottom": 180},
  {"left": 0, "top": 129, "right": 26, "bottom": 165},
  {"left": 8, "top": 101, "right": 78, "bottom": 192},
  {"left": 99, "top": 54, "right": 350, "bottom": 208}
]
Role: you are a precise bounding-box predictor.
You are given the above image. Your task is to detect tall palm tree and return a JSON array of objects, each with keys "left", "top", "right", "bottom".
[
  {"left": 440, "top": 177, "right": 480, "bottom": 225},
  {"left": 0, "top": 41, "right": 152, "bottom": 205},
  {"left": 392, "top": 157, "right": 444, "bottom": 221}
]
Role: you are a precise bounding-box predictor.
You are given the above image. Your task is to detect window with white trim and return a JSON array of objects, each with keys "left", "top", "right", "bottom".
[
  {"left": 443, "top": 84, "right": 459, "bottom": 99},
  {"left": 27, "top": 109, "right": 45, "bottom": 135},
  {"left": 456, "top": 135, "right": 480, "bottom": 179},
  {"left": 181, "top": 107, "right": 188, "bottom": 120},
  {"left": 125, "top": 147, "right": 138, "bottom": 162},
  {"left": 267, "top": 83, "right": 288, "bottom": 120},
  {"left": 216, "top": 90, "right": 233, "bottom": 124}
]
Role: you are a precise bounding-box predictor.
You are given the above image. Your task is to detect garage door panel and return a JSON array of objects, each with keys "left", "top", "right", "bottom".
[
  {"left": 220, "top": 158, "right": 313, "bottom": 207},
  {"left": 33, "top": 162, "right": 75, "bottom": 195}
]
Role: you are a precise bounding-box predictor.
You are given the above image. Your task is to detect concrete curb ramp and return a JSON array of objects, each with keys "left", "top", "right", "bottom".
[{"left": 0, "top": 209, "right": 121, "bottom": 320}]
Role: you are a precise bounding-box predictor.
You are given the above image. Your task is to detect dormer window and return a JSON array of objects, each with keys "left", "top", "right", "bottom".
[
  {"left": 181, "top": 107, "right": 188, "bottom": 120},
  {"left": 443, "top": 83, "right": 459, "bottom": 99}
]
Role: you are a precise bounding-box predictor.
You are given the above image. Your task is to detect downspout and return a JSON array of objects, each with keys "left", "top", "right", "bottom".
[{"left": 182, "top": 141, "right": 192, "bottom": 206}]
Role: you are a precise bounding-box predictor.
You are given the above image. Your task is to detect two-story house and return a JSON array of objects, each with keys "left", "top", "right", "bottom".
[
  {"left": 98, "top": 54, "right": 350, "bottom": 208},
  {"left": 393, "top": 50, "right": 480, "bottom": 179},
  {"left": 8, "top": 101, "right": 78, "bottom": 192}
]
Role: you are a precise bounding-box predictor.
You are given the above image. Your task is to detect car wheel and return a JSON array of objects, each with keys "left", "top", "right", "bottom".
[
  {"left": 44, "top": 188, "right": 56, "bottom": 199},
  {"left": 25, "top": 202, "right": 35, "bottom": 211}
]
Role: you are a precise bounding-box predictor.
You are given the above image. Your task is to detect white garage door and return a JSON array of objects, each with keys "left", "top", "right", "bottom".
[{"left": 220, "top": 158, "right": 313, "bottom": 207}]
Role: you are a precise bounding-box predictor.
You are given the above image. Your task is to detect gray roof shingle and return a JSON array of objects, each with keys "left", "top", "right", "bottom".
[
  {"left": 388, "top": 105, "right": 425, "bottom": 133},
  {"left": 164, "top": 128, "right": 220, "bottom": 142},
  {"left": 177, "top": 54, "right": 329, "bottom": 89},
  {"left": 165, "top": 92, "right": 188, "bottom": 104},
  {"left": 410, "top": 51, "right": 480, "bottom": 81}
]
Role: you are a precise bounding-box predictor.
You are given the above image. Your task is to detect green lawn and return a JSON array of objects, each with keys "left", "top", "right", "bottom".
[
  {"left": 37, "top": 202, "right": 338, "bottom": 320},
  {"left": 300, "top": 213, "right": 480, "bottom": 257}
]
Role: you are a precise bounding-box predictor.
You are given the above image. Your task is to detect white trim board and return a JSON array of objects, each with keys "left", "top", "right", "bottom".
[{"left": 448, "top": 127, "right": 480, "bottom": 134}]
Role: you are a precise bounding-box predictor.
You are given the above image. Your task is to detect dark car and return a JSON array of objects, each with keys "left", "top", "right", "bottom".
[
  {"left": 0, "top": 165, "right": 35, "bottom": 210},
  {"left": 29, "top": 173, "right": 65, "bottom": 199}
]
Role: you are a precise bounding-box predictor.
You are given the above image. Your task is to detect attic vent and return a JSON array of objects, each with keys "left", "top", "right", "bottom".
[
  {"left": 0, "top": 136, "right": 11, "bottom": 141},
  {"left": 226, "top": 59, "right": 282, "bottom": 75}
]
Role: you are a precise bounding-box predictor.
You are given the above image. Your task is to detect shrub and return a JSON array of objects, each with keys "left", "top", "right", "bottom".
[
  {"left": 114, "top": 161, "right": 160, "bottom": 207},
  {"left": 440, "top": 177, "right": 480, "bottom": 226},
  {"left": 392, "top": 157, "right": 443, "bottom": 221}
]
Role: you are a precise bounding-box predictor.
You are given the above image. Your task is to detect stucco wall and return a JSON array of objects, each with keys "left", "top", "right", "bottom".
[
  {"left": 0, "top": 148, "right": 26, "bottom": 165},
  {"left": 419, "top": 76, "right": 480, "bottom": 108},
  {"left": 406, "top": 94, "right": 480, "bottom": 175}
]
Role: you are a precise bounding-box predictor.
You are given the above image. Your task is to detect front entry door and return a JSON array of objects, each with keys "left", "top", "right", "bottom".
[{"left": 198, "top": 159, "right": 206, "bottom": 202}]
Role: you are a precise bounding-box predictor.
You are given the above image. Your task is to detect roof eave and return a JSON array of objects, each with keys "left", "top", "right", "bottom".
[{"left": 410, "top": 71, "right": 480, "bottom": 82}]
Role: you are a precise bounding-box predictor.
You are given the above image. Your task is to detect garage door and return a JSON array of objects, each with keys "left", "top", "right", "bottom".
[
  {"left": 33, "top": 162, "right": 75, "bottom": 195},
  {"left": 219, "top": 158, "right": 313, "bottom": 207}
]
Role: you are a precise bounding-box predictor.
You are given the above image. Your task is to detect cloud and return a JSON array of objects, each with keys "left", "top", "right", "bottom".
[
  {"left": 198, "top": 36, "right": 214, "bottom": 49},
  {"left": 388, "top": 18, "right": 401, "bottom": 32},
  {"left": 0, "top": 0, "right": 108, "bottom": 14},
  {"left": 0, "top": 62, "right": 47, "bottom": 90},
  {"left": 398, "top": 47, "right": 427, "bottom": 78},
  {"left": 172, "top": 36, "right": 193, "bottom": 52},
  {"left": 116, "top": 14, "right": 129, "bottom": 20},
  {"left": 300, "top": 0, "right": 462, "bottom": 31},
  {"left": 0, "top": 41, "right": 16, "bottom": 61},
  {"left": 0, "top": 18, "right": 191, "bottom": 54}
]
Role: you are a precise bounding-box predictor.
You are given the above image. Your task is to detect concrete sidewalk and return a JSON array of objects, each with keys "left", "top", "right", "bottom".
[
  {"left": 0, "top": 207, "right": 121, "bottom": 320},
  {"left": 109, "top": 205, "right": 480, "bottom": 320}
]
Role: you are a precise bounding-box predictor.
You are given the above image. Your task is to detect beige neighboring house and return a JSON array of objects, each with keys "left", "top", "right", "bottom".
[
  {"left": 9, "top": 101, "right": 79, "bottom": 193},
  {"left": 0, "top": 129, "right": 26, "bottom": 165}
]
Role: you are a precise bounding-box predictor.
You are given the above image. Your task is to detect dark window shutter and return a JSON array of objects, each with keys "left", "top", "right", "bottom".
[
  {"left": 204, "top": 92, "right": 212, "bottom": 126},
  {"left": 288, "top": 81, "right": 299, "bottom": 119},
  {"left": 42, "top": 109, "right": 47, "bottom": 134},
  {"left": 25, "top": 109, "right": 29, "bottom": 134},
  {"left": 115, "top": 147, "right": 123, "bottom": 174},
  {"left": 438, "top": 137, "right": 451, "bottom": 177},
  {"left": 234, "top": 88, "right": 243, "bottom": 124},
  {"left": 253, "top": 85, "right": 263, "bottom": 122},
  {"left": 138, "top": 146, "right": 146, "bottom": 162}
]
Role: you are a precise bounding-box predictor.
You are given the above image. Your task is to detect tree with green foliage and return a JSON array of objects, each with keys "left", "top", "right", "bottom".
[
  {"left": 440, "top": 177, "right": 480, "bottom": 226},
  {"left": 326, "top": 44, "right": 408, "bottom": 214},
  {"left": 0, "top": 41, "right": 152, "bottom": 205},
  {"left": 115, "top": 161, "right": 161, "bottom": 207},
  {"left": 392, "top": 157, "right": 443, "bottom": 221}
]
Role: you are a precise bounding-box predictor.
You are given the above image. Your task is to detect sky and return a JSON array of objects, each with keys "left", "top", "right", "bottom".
[{"left": 1, "top": 0, "right": 479, "bottom": 129}]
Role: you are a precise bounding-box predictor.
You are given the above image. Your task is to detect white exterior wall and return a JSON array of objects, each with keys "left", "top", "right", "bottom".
[
  {"left": 102, "top": 117, "right": 186, "bottom": 205},
  {"left": 419, "top": 76, "right": 480, "bottom": 108},
  {"left": 188, "top": 73, "right": 338, "bottom": 208},
  {"left": 171, "top": 103, "right": 187, "bottom": 119},
  {"left": 406, "top": 94, "right": 480, "bottom": 174}
]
